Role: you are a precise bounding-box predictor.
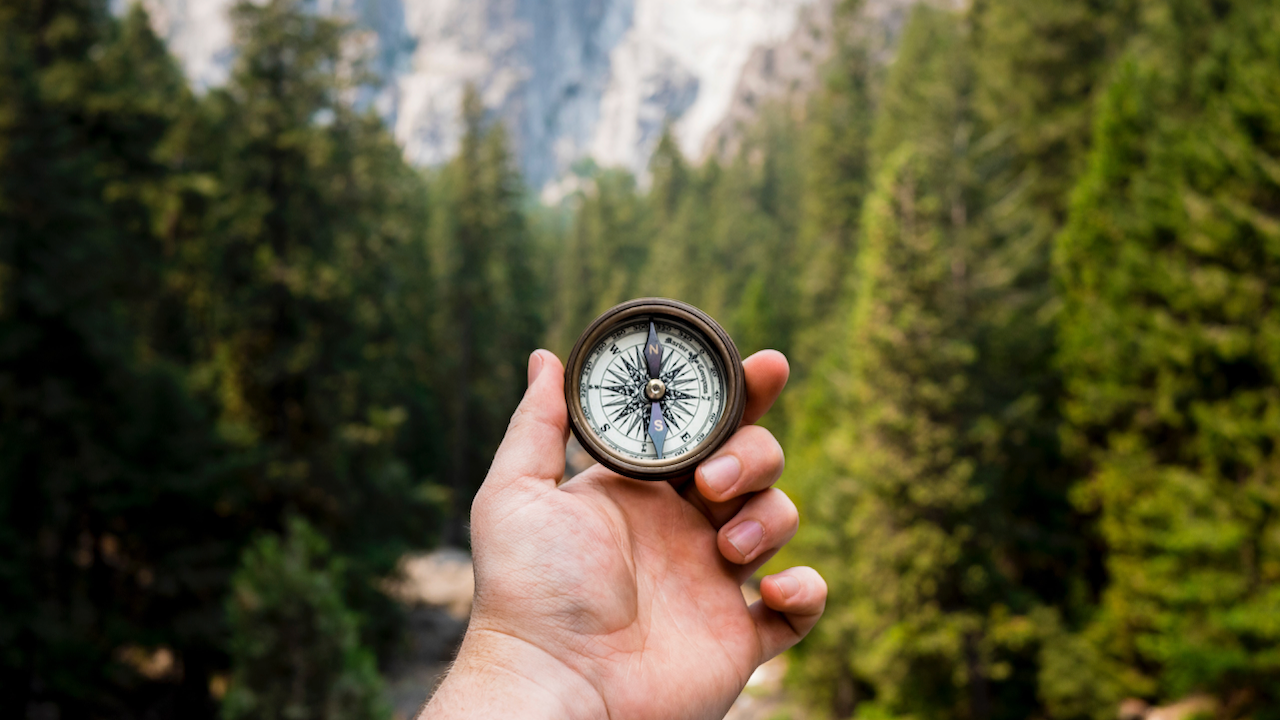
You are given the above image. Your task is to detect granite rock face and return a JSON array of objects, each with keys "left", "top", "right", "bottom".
[{"left": 135, "top": 0, "right": 827, "bottom": 189}]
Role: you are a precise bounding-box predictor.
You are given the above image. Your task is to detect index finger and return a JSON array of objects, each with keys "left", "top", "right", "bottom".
[{"left": 741, "top": 350, "right": 789, "bottom": 426}]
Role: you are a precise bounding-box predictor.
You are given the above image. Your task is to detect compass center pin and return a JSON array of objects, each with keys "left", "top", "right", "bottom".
[{"left": 645, "top": 378, "right": 667, "bottom": 401}]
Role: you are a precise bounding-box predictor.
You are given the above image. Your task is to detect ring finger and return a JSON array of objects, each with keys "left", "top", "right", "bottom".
[{"left": 718, "top": 488, "right": 799, "bottom": 583}]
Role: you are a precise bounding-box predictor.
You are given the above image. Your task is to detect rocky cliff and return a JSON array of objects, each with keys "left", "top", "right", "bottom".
[{"left": 134, "top": 0, "right": 860, "bottom": 190}]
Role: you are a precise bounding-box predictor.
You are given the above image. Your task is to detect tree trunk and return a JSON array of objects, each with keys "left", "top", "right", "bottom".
[{"left": 965, "top": 631, "right": 990, "bottom": 720}]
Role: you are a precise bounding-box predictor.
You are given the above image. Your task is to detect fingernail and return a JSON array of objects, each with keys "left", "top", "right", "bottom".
[
  {"left": 527, "top": 351, "right": 545, "bottom": 387},
  {"left": 725, "top": 520, "right": 763, "bottom": 559},
  {"left": 772, "top": 574, "right": 800, "bottom": 600},
  {"left": 700, "top": 455, "right": 741, "bottom": 496}
]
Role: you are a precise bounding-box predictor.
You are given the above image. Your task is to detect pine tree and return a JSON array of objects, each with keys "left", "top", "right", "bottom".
[
  {"left": 786, "top": 11, "right": 982, "bottom": 715},
  {"left": 971, "top": 0, "right": 1138, "bottom": 230},
  {"left": 781, "top": 0, "right": 879, "bottom": 505},
  {"left": 647, "top": 143, "right": 721, "bottom": 306},
  {"left": 546, "top": 167, "right": 650, "bottom": 356},
  {"left": 184, "top": 0, "right": 440, "bottom": 558},
  {"left": 0, "top": 2, "right": 232, "bottom": 715},
  {"left": 709, "top": 116, "right": 802, "bottom": 406},
  {"left": 1052, "top": 0, "right": 1280, "bottom": 714},
  {"left": 720, "top": 112, "right": 799, "bottom": 351},
  {"left": 648, "top": 126, "right": 691, "bottom": 230},
  {"left": 786, "top": 6, "right": 1085, "bottom": 717},
  {"left": 222, "top": 518, "right": 387, "bottom": 720},
  {"left": 547, "top": 118, "right": 801, "bottom": 373},
  {"left": 789, "top": 0, "right": 876, "bottom": 381},
  {"left": 649, "top": 115, "right": 800, "bottom": 361},
  {"left": 428, "top": 87, "right": 543, "bottom": 541}
]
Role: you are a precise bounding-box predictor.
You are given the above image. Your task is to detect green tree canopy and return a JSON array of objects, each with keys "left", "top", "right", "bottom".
[
  {"left": 0, "top": 1, "right": 237, "bottom": 714},
  {"left": 1053, "top": 0, "right": 1280, "bottom": 714},
  {"left": 222, "top": 518, "right": 387, "bottom": 720}
]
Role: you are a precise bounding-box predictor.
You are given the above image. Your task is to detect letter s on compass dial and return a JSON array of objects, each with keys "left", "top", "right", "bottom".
[{"left": 564, "top": 298, "right": 747, "bottom": 481}]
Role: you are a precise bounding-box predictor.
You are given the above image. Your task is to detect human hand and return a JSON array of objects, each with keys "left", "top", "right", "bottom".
[{"left": 422, "top": 349, "right": 826, "bottom": 720}]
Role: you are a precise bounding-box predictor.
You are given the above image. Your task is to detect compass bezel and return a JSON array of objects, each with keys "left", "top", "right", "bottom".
[{"left": 564, "top": 297, "right": 746, "bottom": 481}]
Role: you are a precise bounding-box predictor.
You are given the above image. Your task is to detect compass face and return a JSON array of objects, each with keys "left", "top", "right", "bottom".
[{"left": 577, "top": 317, "right": 727, "bottom": 463}]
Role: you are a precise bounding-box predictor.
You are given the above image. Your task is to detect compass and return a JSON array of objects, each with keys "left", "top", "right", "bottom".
[{"left": 564, "top": 298, "right": 747, "bottom": 481}]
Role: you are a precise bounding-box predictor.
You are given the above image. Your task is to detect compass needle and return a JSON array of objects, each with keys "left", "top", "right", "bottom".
[
  {"left": 648, "top": 402, "right": 667, "bottom": 459},
  {"left": 645, "top": 321, "right": 662, "bottom": 380}
]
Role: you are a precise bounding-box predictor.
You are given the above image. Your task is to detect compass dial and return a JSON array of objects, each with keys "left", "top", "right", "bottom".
[
  {"left": 578, "top": 318, "right": 726, "bottom": 462},
  {"left": 564, "top": 298, "right": 746, "bottom": 481}
]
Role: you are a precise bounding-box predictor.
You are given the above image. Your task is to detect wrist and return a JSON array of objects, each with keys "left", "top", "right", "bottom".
[{"left": 420, "top": 625, "right": 606, "bottom": 720}]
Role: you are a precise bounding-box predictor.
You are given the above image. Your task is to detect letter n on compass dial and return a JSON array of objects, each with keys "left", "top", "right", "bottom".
[{"left": 579, "top": 318, "right": 727, "bottom": 463}]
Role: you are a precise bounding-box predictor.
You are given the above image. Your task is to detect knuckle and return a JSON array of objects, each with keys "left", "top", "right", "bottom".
[
  {"left": 781, "top": 495, "right": 800, "bottom": 526},
  {"left": 507, "top": 402, "right": 533, "bottom": 432},
  {"left": 505, "top": 399, "right": 563, "bottom": 440},
  {"left": 749, "top": 426, "right": 785, "bottom": 463},
  {"left": 735, "top": 425, "right": 785, "bottom": 473},
  {"left": 741, "top": 424, "right": 773, "bottom": 444},
  {"left": 794, "top": 567, "right": 827, "bottom": 596},
  {"left": 768, "top": 434, "right": 786, "bottom": 472},
  {"left": 767, "top": 489, "right": 799, "bottom": 531}
]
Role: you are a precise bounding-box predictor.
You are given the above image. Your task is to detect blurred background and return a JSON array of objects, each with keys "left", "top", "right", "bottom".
[{"left": 3, "top": 0, "right": 1278, "bottom": 718}]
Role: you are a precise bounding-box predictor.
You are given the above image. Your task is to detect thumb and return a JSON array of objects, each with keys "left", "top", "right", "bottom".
[{"left": 485, "top": 349, "right": 570, "bottom": 491}]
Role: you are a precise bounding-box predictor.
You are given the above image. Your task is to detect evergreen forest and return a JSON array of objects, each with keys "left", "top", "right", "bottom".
[{"left": 2, "top": 0, "right": 1279, "bottom": 718}]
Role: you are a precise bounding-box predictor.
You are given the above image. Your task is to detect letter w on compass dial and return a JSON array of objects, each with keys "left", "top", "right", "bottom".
[{"left": 600, "top": 335, "right": 699, "bottom": 455}]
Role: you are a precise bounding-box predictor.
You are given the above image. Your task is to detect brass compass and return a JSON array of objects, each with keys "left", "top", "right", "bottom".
[{"left": 564, "top": 298, "right": 746, "bottom": 481}]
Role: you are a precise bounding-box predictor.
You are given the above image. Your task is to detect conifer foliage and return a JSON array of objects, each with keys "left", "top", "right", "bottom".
[
  {"left": 222, "top": 518, "right": 386, "bottom": 720},
  {"left": 540, "top": 2, "right": 1280, "bottom": 716},
  {"left": 0, "top": 1, "right": 232, "bottom": 714},
  {"left": 783, "top": 1, "right": 1124, "bottom": 717},
  {"left": 4, "top": 0, "right": 1280, "bottom": 717},
  {"left": 1053, "top": 0, "right": 1280, "bottom": 713},
  {"left": 426, "top": 87, "right": 543, "bottom": 541},
  {"left": 785, "top": 9, "right": 1060, "bottom": 718},
  {"left": 179, "top": 0, "right": 442, "bottom": 572},
  {"left": 548, "top": 120, "right": 802, "bottom": 369},
  {"left": 0, "top": 0, "right": 533, "bottom": 715}
]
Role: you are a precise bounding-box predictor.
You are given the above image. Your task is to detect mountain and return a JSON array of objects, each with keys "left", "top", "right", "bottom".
[
  {"left": 135, "top": 0, "right": 912, "bottom": 192},
  {"left": 137, "top": 0, "right": 817, "bottom": 190}
]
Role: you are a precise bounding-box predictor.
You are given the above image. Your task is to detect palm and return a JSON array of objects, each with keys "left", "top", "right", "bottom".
[
  {"left": 475, "top": 469, "right": 763, "bottom": 720},
  {"left": 449, "top": 349, "right": 825, "bottom": 720}
]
